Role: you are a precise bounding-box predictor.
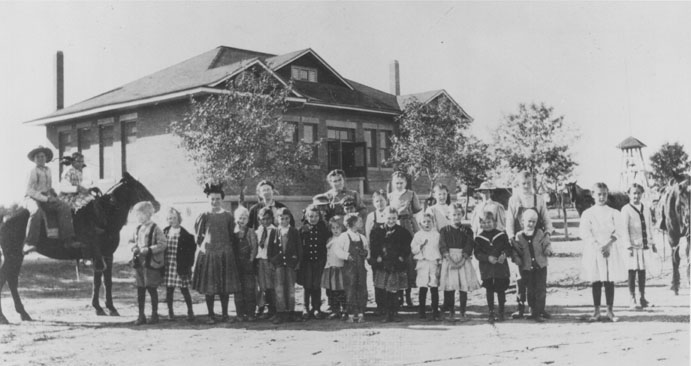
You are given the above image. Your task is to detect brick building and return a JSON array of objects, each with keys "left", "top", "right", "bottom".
[{"left": 26, "top": 46, "right": 472, "bottom": 217}]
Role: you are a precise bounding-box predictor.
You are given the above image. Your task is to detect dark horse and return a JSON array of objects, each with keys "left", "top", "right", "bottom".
[
  {"left": 0, "top": 172, "right": 159, "bottom": 324},
  {"left": 565, "top": 182, "right": 629, "bottom": 216},
  {"left": 658, "top": 179, "right": 690, "bottom": 295}
]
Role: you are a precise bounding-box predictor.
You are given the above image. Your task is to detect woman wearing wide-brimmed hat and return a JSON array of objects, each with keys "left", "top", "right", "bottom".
[
  {"left": 470, "top": 181, "right": 506, "bottom": 238},
  {"left": 23, "top": 146, "right": 81, "bottom": 254}
]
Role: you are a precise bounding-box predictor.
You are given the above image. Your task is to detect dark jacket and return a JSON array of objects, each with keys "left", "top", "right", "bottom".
[
  {"left": 163, "top": 226, "right": 196, "bottom": 276},
  {"left": 438, "top": 224, "right": 474, "bottom": 257},
  {"left": 370, "top": 224, "right": 412, "bottom": 272},
  {"left": 268, "top": 226, "right": 302, "bottom": 269},
  {"left": 299, "top": 221, "right": 330, "bottom": 266},
  {"left": 248, "top": 201, "right": 294, "bottom": 230},
  {"left": 474, "top": 229, "right": 512, "bottom": 280},
  {"left": 513, "top": 229, "right": 552, "bottom": 271}
]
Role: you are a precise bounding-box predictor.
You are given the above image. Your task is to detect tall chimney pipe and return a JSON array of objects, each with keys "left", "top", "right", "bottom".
[
  {"left": 389, "top": 60, "right": 400, "bottom": 96},
  {"left": 56, "top": 51, "right": 64, "bottom": 110}
]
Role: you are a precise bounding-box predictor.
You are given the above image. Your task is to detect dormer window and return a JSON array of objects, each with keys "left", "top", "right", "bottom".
[{"left": 291, "top": 66, "right": 317, "bottom": 82}]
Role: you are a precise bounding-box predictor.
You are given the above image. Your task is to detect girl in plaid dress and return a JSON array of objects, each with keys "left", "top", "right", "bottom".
[{"left": 163, "top": 207, "right": 196, "bottom": 322}]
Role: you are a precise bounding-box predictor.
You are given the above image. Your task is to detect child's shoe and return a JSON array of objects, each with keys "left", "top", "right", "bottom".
[
  {"left": 605, "top": 306, "right": 618, "bottom": 322},
  {"left": 206, "top": 315, "right": 217, "bottom": 324},
  {"left": 391, "top": 312, "right": 403, "bottom": 322},
  {"left": 346, "top": 314, "right": 356, "bottom": 323},
  {"left": 488, "top": 311, "right": 496, "bottom": 323},
  {"left": 432, "top": 312, "right": 441, "bottom": 321},
  {"left": 629, "top": 296, "right": 637, "bottom": 310},
  {"left": 186, "top": 312, "right": 195, "bottom": 322},
  {"left": 149, "top": 314, "right": 159, "bottom": 324},
  {"left": 511, "top": 304, "right": 525, "bottom": 319},
  {"left": 588, "top": 306, "right": 601, "bottom": 322},
  {"left": 272, "top": 313, "right": 284, "bottom": 324},
  {"left": 496, "top": 311, "right": 505, "bottom": 322},
  {"left": 540, "top": 311, "right": 551, "bottom": 319},
  {"left": 168, "top": 309, "right": 175, "bottom": 321},
  {"left": 445, "top": 311, "right": 456, "bottom": 322},
  {"left": 328, "top": 311, "right": 341, "bottom": 320},
  {"left": 639, "top": 297, "right": 650, "bottom": 308},
  {"left": 356, "top": 313, "right": 366, "bottom": 323},
  {"left": 134, "top": 315, "right": 147, "bottom": 326}
]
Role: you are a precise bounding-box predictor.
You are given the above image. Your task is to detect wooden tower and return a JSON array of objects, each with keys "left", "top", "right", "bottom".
[{"left": 617, "top": 136, "right": 649, "bottom": 190}]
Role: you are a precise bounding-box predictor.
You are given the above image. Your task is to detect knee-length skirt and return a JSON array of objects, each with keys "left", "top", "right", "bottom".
[
  {"left": 374, "top": 269, "right": 408, "bottom": 293},
  {"left": 439, "top": 254, "right": 481, "bottom": 292},
  {"left": 192, "top": 249, "right": 241, "bottom": 295},
  {"left": 321, "top": 267, "right": 345, "bottom": 291}
]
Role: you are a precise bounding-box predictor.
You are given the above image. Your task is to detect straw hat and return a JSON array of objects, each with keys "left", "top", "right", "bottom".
[
  {"left": 27, "top": 146, "right": 54, "bottom": 162},
  {"left": 477, "top": 181, "right": 496, "bottom": 191}
]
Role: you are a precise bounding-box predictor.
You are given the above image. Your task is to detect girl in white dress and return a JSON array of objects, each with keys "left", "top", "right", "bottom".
[
  {"left": 580, "top": 182, "right": 626, "bottom": 322},
  {"left": 426, "top": 184, "right": 453, "bottom": 231},
  {"left": 411, "top": 213, "right": 442, "bottom": 320}
]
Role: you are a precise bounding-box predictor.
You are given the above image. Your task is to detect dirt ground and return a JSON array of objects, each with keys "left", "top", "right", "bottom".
[{"left": 1, "top": 222, "right": 689, "bottom": 366}]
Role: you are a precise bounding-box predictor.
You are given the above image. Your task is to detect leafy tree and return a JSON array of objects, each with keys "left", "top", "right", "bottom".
[
  {"left": 170, "top": 69, "right": 314, "bottom": 203},
  {"left": 650, "top": 142, "right": 691, "bottom": 186},
  {"left": 388, "top": 96, "right": 474, "bottom": 190},
  {"left": 493, "top": 103, "right": 578, "bottom": 192},
  {"left": 452, "top": 135, "right": 496, "bottom": 191}
]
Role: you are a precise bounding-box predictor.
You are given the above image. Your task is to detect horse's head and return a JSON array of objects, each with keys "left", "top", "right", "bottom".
[{"left": 108, "top": 172, "right": 160, "bottom": 213}]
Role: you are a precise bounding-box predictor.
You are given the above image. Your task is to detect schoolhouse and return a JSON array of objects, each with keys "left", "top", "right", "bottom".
[{"left": 26, "top": 46, "right": 472, "bottom": 211}]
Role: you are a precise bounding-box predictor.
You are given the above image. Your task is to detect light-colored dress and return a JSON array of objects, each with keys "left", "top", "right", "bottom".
[
  {"left": 321, "top": 236, "right": 345, "bottom": 290},
  {"left": 411, "top": 229, "right": 441, "bottom": 287},
  {"left": 580, "top": 205, "right": 627, "bottom": 282},
  {"left": 426, "top": 204, "right": 453, "bottom": 231},
  {"left": 620, "top": 203, "right": 655, "bottom": 271},
  {"left": 58, "top": 166, "right": 94, "bottom": 211}
]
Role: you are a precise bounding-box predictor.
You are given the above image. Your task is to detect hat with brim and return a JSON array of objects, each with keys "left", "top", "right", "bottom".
[
  {"left": 477, "top": 181, "right": 496, "bottom": 192},
  {"left": 312, "top": 194, "right": 330, "bottom": 206},
  {"left": 27, "top": 146, "right": 53, "bottom": 162}
]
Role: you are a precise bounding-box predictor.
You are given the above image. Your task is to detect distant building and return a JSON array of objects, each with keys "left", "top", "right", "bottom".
[{"left": 27, "top": 46, "right": 472, "bottom": 207}]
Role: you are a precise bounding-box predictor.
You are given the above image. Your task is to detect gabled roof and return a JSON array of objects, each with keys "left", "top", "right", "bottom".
[
  {"left": 25, "top": 46, "right": 467, "bottom": 125},
  {"left": 397, "top": 89, "right": 473, "bottom": 122},
  {"left": 617, "top": 136, "right": 647, "bottom": 150}
]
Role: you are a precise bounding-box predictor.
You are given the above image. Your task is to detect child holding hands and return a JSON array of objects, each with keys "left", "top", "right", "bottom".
[{"left": 411, "top": 213, "right": 442, "bottom": 320}]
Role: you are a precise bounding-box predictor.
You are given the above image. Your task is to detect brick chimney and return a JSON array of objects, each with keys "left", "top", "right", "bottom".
[
  {"left": 56, "top": 51, "right": 64, "bottom": 110},
  {"left": 389, "top": 60, "right": 400, "bottom": 96}
]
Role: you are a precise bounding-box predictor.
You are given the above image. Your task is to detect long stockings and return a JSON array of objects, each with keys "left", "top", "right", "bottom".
[
  {"left": 485, "top": 289, "right": 506, "bottom": 312},
  {"left": 137, "top": 287, "right": 158, "bottom": 316},
  {"left": 628, "top": 270, "right": 646, "bottom": 297},
  {"left": 303, "top": 288, "right": 322, "bottom": 312},
  {"left": 418, "top": 287, "right": 439, "bottom": 315},
  {"left": 443, "top": 291, "right": 468, "bottom": 314},
  {"left": 166, "top": 287, "right": 193, "bottom": 315},
  {"left": 592, "top": 281, "right": 615, "bottom": 307},
  {"left": 205, "top": 294, "right": 230, "bottom": 317}
]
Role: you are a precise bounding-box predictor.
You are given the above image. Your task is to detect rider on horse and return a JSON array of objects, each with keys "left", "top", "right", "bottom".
[{"left": 22, "top": 146, "right": 81, "bottom": 254}]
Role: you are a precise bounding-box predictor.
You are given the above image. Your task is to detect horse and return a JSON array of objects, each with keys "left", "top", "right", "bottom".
[
  {"left": 565, "top": 182, "right": 629, "bottom": 216},
  {"left": 0, "top": 172, "right": 159, "bottom": 324},
  {"left": 658, "top": 179, "right": 691, "bottom": 295}
]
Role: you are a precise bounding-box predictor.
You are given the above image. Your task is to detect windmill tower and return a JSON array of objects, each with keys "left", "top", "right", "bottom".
[{"left": 617, "top": 136, "right": 650, "bottom": 190}]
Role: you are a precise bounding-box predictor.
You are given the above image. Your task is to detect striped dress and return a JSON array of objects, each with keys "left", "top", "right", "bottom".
[{"left": 163, "top": 227, "right": 192, "bottom": 288}]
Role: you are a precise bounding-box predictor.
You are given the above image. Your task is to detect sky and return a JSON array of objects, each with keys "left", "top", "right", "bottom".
[{"left": 1, "top": 1, "right": 690, "bottom": 205}]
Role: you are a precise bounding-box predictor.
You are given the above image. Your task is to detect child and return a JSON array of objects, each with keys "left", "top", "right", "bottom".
[
  {"left": 324, "top": 169, "right": 366, "bottom": 220},
  {"left": 234, "top": 206, "right": 259, "bottom": 322},
  {"left": 366, "top": 189, "right": 388, "bottom": 315},
  {"left": 248, "top": 180, "right": 294, "bottom": 229},
  {"left": 426, "top": 184, "right": 453, "bottom": 231},
  {"left": 298, "top": 205, "right": 330, "bottom": 319},
  {"left": 581, "top": 182, "right": 626, "bottom": 322},
  {"left": 334, "top": 213, "right": 369, "bottom": 323},
  {"left": 389, "top": 171, "right": 422, "bottom": 307},
  {"left": 411, "top": 213, "right": 442, "bottom": 320},
  {"left": 192, "top": 183, "right": 241, "bottom": 324},
  {"left": 321, "top": 216, "right": 347, "bottom": 319},
  {"left": 620, "top": 183, "right": 657, "bottom": 309},
  {"left": 268, "top": 207, "right": 302, "bottom": 324},
  {"left": 505, "top": 171, "right": 552, "bottom": 319},
  {"left": 371, "top": 207, "right": 412, "bottom": 322},
  {"left": 470, "top": 181, "right": 506, "bottom": 237},
  {"left": 513, "top": 209, "right": 552, "bottom": 322},
  {"left": 162, "top": 207, "right": 196, "bottom": 322},
  {"left": 255, "top": 207, "right": 278, "bottom": 320},
  {"left": 129, "top": 201, "right": 167, "bottom": 325},
  {"left": 474, "top": 211, "right": 512, "bottom": 322},
  {"left": 439, "top": 203, "right": 481, "bottom": 321}
]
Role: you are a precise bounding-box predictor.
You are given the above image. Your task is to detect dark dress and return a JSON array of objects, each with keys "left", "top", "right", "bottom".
[
  {"left": 371, "top": 224, "right": 412, "bottom": 292},
  {"left": 343, "top": 233, "right": 368, "bottom": 314},
  {"left": 474, "top": 229, "right": 512, "bottom": 292},
  {"left": 192, "top": 210, "right": 241, "bottom": 295},
  {"left": 297, "top": 221, "right": 330, "bottom": 289}
]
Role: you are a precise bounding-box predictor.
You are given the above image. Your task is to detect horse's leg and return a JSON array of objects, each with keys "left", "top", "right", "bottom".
[
  {"left": 671, "top": 244, "right": 680, "bottom": 295},
  {"left": 0, "top": 270, "right": 8, "bottom": 324},
  {"left": 104, "top": 256, "right": 119, "bottom": 316},
  {"left": 92, "top": 267, "right": 106, "bottom": 316},
  {"left": 7, "top": 270, "right": 31, "bottom": 321}
]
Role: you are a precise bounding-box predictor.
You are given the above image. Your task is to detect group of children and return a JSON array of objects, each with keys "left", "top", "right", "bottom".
[{"left": 128, "top": 169, "right": 655, "bottom": 325}]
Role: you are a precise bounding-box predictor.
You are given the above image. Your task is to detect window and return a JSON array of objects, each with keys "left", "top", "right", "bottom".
[
  {"left": 77, "top": 126, "right": 96, "bottom": 171},
  {"left": 291, "top": 66, "right": 317, "bottom": 82},
  {"left": 327, "top": 127, "right": 354, "bottom": 141},
  {"left": 284, "top": 122, "right": 298, "bottom": 143},
  {"left": 58, "top": 131, "right": 73, "bottom": 177},
  {"left": 363, "top": 129, "right": 378, "bottom": 167},
  {"left": 121, "top": 120, "right": 137, "bottom": 173},
  {"left": 303, "top": 124, "right": 319, "bottom": 160},
  {"left": 379, "top": 130, "right": 393, "bottom": 167},
  {"left": 99, "top": 125, "right": 114, "bottom": 179}
]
